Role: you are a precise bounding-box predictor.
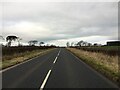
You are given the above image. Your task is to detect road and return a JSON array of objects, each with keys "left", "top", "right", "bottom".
[{"left": 2, "top": 48, "right": 119, "bottom": 89}]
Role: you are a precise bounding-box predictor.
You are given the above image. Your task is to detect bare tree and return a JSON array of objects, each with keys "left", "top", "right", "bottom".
[
  {"left": 28, "top": 40, "right": 38, "bottom": 46},
  {"left": 71, "top": 42, "right": 74, "bottom": 47},
  {"left": 17, "top": 38, "right": 22, "bottom": 46},
  {"left": 77, "top": 40, "right": 84, "bottom": 47},
  {"left": 66, "top": 42, "right": 70, "bottom": 47},
  {"left": 88, "top": 43, "right": 92, "bottom": 46},
  {"left": 39, "top": 42, "right": 44, "bottom": 46},
  {"left": 28, "top": 41, "right": 32, "bottom": 46},
  {"left": 6, "top": 35, "right": 19, "bottom": 47},
  {"left": 94, "top": 43, "right": 98, "bottom": 46},
  {"left": 83, "top": 41, "right": 89, "bottom": 46}
]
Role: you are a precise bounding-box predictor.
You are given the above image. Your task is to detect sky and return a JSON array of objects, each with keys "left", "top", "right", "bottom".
[{"left": 0, "top": 0, "right": 119, "bottom": 46}]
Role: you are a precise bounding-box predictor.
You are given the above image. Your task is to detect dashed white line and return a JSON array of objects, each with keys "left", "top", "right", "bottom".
[
  {"left": 39, "top": 49, "right": 61, "bottom": 90},
  {"left": 40, "top": 70, "right": 52, "bottom": 90},
  {"left": 53, "top": 57, "right": 58, "bottom": 64},
  {"left": 57, "top": 54, "right": 59, "bottom": 56},
  {"left": 53, "top": 49, "right": 60, "bottom": 64},
  {"left": 57, "top": 50, "right": 60, "bottom": 56}
]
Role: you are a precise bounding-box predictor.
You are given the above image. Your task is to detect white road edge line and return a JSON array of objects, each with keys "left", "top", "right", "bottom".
[{"left": 40, "top": 70, "right": 52, "bottom": 90}]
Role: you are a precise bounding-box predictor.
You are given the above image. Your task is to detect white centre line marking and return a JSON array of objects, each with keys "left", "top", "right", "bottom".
[
  {"left": 53, "top": 49, "right": 60, "bottom": 64},
  {"left": 57, "top": 53, "right": 59, "bottom": 56},
  {"left": 53, "top": 57, "right": 58, "bottom": 64},
  {"left": 40, "top": 70, "right": 52, "bottom": 90},
  {"left": 39, "top": 49, "right": 61, "bottom": 90},
  {"left": 57, "top": 50, "right": 61, "bottom": 56}
]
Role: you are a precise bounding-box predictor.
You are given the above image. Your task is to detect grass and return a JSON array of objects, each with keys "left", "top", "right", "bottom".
[
  {"left": 67, "top": 48, "right": 119, "bottom": 85},
  {"left": 1, "top": 48, "right": 55, "bottom": 69},
  {"left": 75, "top": 46, "right": 119, "bottom": 56}
]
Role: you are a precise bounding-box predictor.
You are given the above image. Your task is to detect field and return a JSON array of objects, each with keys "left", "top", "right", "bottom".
[
  {"left": 2, "top": 46, "right": 56, "bottom": 61},
  {"left": 1, "top": 46, "right": 56, "bottom": 69},
  {"left": 75, "top": 46, "right": 120, "bottom": 56},
  {"left": 67, "top": 46, "right": 119, "bottom": 85}
]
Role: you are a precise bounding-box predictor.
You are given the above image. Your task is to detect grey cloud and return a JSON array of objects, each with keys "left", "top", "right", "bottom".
[{"left": 1, "top": 2, "right": 118, "bottom": 45}]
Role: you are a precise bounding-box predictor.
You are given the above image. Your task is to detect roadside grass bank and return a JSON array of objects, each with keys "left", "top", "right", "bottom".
[
  {"left": 1, "top": 48, "right": 56, "bottom": 69},
  {"left": 67, "top": 48, "right": 119, "bottom": 85}
]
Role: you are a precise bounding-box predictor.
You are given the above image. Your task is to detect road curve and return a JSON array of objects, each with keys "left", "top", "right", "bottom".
[{"left": 2, "top": 48, "right": 119, "bottom": 89}]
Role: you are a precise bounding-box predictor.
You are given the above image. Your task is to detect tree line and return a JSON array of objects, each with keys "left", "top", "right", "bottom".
[
  {"left": 0, "top": 35, "right": 102, "bottom": 47},
  {"left": 66, "top": 40, "right": 102, "bottom": 47},
  {"left": 0, "top": 35, "right": 48, "bottom": 47}
]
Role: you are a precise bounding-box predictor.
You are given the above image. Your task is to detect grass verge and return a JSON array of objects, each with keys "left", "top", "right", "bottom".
[
  {"left": 1, "top": 48, "right": 56, "bottom": 69},
  {"left": 67, "top": 48, "right": 119, "bottom": 86}
]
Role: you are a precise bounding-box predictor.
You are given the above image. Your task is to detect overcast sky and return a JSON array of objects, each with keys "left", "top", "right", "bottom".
[{"left": 0, "top": 0, "right": 118, "bottom": 46}]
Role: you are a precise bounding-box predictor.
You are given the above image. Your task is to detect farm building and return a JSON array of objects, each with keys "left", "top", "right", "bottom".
[{"left": 107, "top": 41, "right": 120, "bottom": 46}]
